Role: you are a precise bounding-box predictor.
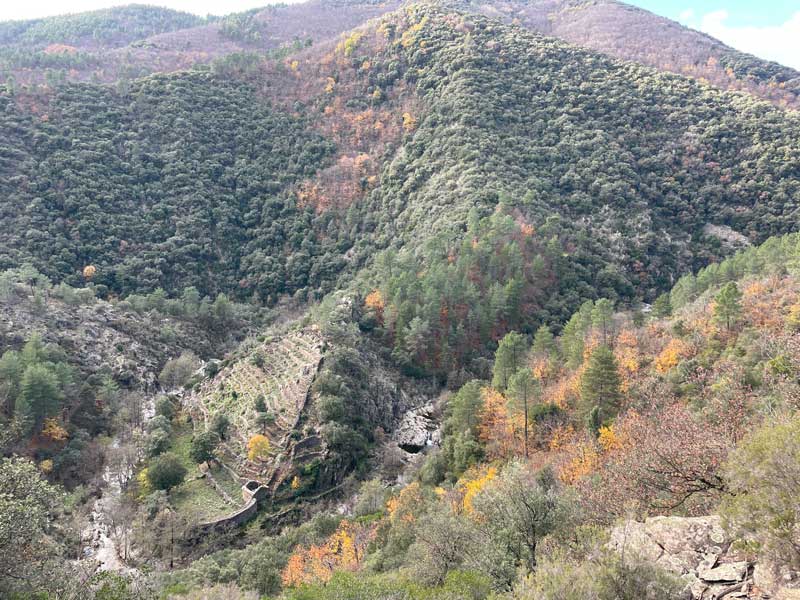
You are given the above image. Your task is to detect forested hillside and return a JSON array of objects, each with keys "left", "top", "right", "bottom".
[
  {"left": 0, "top": 74, "right": 340, "bottom": 300},
  {"left": 2, "top": 2, "right": 800, "bottom": 599},
  {"left": 484, "top": 0, "right": 800, "bottom": 109},
  {"left": 2, "top": 5, "right": 799, "bottom": 310},
  {"left": 348, "top": 5, "right": 800, "bottom": 379},
  {"left": 153, "top": 232, "right": 800, "bottom": 599}
]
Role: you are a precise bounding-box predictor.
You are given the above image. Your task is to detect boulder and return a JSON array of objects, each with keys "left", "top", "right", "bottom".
[{"left": 699, "top": 561, "right": 748, "bottom": 583}]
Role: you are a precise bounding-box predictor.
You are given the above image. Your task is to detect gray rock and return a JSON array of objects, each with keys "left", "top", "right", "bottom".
[{"left": 698, "top": 561, "right": 748, "bottom": 583}]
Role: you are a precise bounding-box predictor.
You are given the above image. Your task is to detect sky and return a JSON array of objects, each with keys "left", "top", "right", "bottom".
[
  {"left": 627, "top": 0, "right": 800, "bottom": 69},
  {"left": 0, "top": 0, "right": 798, "bottom": 70}
]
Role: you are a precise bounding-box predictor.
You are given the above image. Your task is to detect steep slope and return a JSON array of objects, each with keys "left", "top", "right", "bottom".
[
  {"left": 0, "top": 75, "right": 338, "bottom": 301},
  {"left": 479, "top": 0, "right": 800, "bottom": 110},
  {"left": 2, "top": 0, "right": 797, "bottom": 111},
  {"left": 1, "top": 4, "right": 800, "bottom": 329},
  {"left": 341, "top": 5, "right": 800, "bottom": 377}
]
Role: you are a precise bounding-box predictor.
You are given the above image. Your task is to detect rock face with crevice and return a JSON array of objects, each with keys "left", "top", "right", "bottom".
[
  {"left": 392, "top": 403, "right": 441, "bottom": 454},
  {"left": 609, "top": 515, "right": 800, "bottom": 599}
]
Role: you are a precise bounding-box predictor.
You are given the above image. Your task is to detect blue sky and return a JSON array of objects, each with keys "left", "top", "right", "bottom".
[
  {"left": 628, "top": 0, "right": 800, "bottom": 68},
  {"left": 0, "top": 1, "right": 798, "bottom": 70},
  {"left": 628, "top": 0, "right": 797, "bottom": 27}
]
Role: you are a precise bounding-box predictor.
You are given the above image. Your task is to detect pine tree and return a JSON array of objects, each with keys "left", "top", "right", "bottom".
[
  {"left": 15, "top": 364, "right": 62, "bottom": 432},
  {"left": 492, "top": 331, "right": 528, "bottom": 391},
  {"left": 713, "top": 282, "right": 742, "bottom": 331},
  {"left": 508, "top": 369, "right": 538, "bottom": 457},
  {"left": 579, "top": 345, "right": 622, "bottom": 426},
  {"left": 561, "top": 301, "right": 594, "bottom": 368},
  {"left": 531, "top": 325, "right": 556, "bottom": 357},
  {"left": 652, "top": 293, "right": 672, "bottom": 318},
  {"left": 591, "top": 298, "right": 615, "bottom": 345}
]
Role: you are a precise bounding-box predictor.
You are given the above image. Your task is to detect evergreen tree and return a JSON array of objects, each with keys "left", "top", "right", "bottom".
[
  {"left": 561, "top": 301, "right": 594, "bottom": 368},
  {"left": 447, "top": 380, "right": 484, "bottom": 435},
  {"left": 147, "top": 453, "right": 187, "bottom": 491},
  {"left": 531, "top": 325, "right": 556, "bottom": 358},
  {"left": 492, "top": 332, "right": 528, "bottom": 391},
  {"left": 713, "top": 282, "right": 742, "bottom": 331},
  {"left": 591, "top": 298, "right": 615, "bottom": 345},
  {"left": 15, "top": 364, "right": 62, "bottom": 432},
  {"left": 189, "top": 431, "right": 219, "bottom": 464},
  {"left": 579, "top": 345, "right": 622, "bottom": 426},
  {"left": 652, "top": 293, "right": 672, "bottom": 318},
  {"left": 507, "top": 369, "right": 538, "bottom": 457}
]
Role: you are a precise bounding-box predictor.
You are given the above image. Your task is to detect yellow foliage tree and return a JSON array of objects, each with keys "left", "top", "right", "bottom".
[
  {"left": 559, "top": 439, "right": 600, "bottom": 484},
  {"left": 82, "top": 264, "right": 96, "bottom": 280},
  {"left": 41, "top": 417, "right": 68, "bottom": 441},
  {"left": 654, "top": 338, "right": 691, "bottom": 374},
  {"left": 614, "top": 329, "right": 640, "bottom": 390},
  {"left": 478, "top": 388, "right": 520, "bottom": 459},
  {"left": 597, "top": 424, "right": 625, "bottom": 453},
  {"left": 387, "top": 481, "right": 423, "bottom": 525},
  {"left": 402, "top": 112, "right": 417, "bottom": 132},
  {"left": 247, "top": 434, "right": 271, "bottom": 461},
  {"left": 459, "top": 466, "right": 497, "bottom": 515}
]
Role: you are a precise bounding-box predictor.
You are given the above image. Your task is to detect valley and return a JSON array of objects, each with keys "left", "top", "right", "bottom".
[{"left": 0, "top": 1, "right": 799, "bottom": 599}]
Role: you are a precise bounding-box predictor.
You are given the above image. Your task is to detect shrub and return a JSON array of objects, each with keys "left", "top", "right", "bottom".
[
  {"left": 147, "top": 453, "right": 187, "bottom": 491},
  {"left": 145, "top": 428, "right": 171, "bottom": 458},
  {"left": 520, "top": 549, "right": 684, "bottom": 599},
  {"left": 154, "top": 396, "right": 176, "bottom": 420},
  {"left": 721, "top": 416, "right": 800, "bottom": 567},
  {"left": 159, "top": 352, "right": 200, "bottom": 390},
  {"left": 189, "top": 430, "right": 219, "bottom": 464}
]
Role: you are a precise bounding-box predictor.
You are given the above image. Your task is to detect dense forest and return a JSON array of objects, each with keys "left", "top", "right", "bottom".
[
  {"left": 0, "top": 5, "right": 205, "bottom": 48},
  {"left": 0, "top": 74, "right": 343, "bottom": 301},
  {"left": 2, "top": 1, "right": 800, "bottom": 599}
]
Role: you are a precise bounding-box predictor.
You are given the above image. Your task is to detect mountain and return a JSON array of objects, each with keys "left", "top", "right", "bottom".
[
  {"left": 480, "top": 0, "right": 800, "bottom": 109},
  {"left": 2, "top": 0, "right": 798, "bottom": 110},
  {"left": 1, "top": 2, "right": 800, "bottom": 599}
]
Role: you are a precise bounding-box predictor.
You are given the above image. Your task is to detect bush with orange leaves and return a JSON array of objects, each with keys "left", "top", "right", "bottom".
[
  {"left": 41, "top": 418, "right": 68, "bottom": 442},
  {"left": 654, "top": 338, "right": 692, "bottom": 374},
  {"left": 557, "top": 435, "right": 600, "bottom": 485},
  {"left": 577, "top": 404, "right": 732, "bottom": 523},
  {"left": 282, "top": 520, "right": 376, "bottom": 586},
  {"left": 364, "top": 289, "right": 385, "bottom": 325}
]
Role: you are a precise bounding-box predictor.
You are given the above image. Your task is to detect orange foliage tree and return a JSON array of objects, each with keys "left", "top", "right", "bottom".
[
  {"left": 654, "top": 338, "right": 692, "bottom": 374},
  {"left": 282, "top": 520, "right": 376, "bottom": 586},
  {"left": 478, "top": 388, "right": 522, "bottom": 459},
  {"left": 41, "top": 418, "right": 68, "bottom": 442}
]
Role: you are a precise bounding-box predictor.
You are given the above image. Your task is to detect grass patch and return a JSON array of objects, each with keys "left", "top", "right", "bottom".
[{"left": 166, "top": 422, "right": 235, "bottom": 522}]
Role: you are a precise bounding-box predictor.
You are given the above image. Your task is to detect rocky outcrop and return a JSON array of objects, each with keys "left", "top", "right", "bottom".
[
  {"left": 392, "top": 403, "right": 441, "bottom": 453},
  {"left": 609, "top": 516, "right": 800, "bottom": 599},
  {"left": 0, "top": 289, "right": 218, "bottom": 390}
]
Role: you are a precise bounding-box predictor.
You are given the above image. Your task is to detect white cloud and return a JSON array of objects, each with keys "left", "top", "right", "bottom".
[
  {"left": 698, "top": 9, "right": 800, "bottom": 71},
  {"left": 0, "top": 1, "right": 298, "bottom": 21},
  {"left": 678, "top": 9, "right": 695, "bottom": 24}
]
